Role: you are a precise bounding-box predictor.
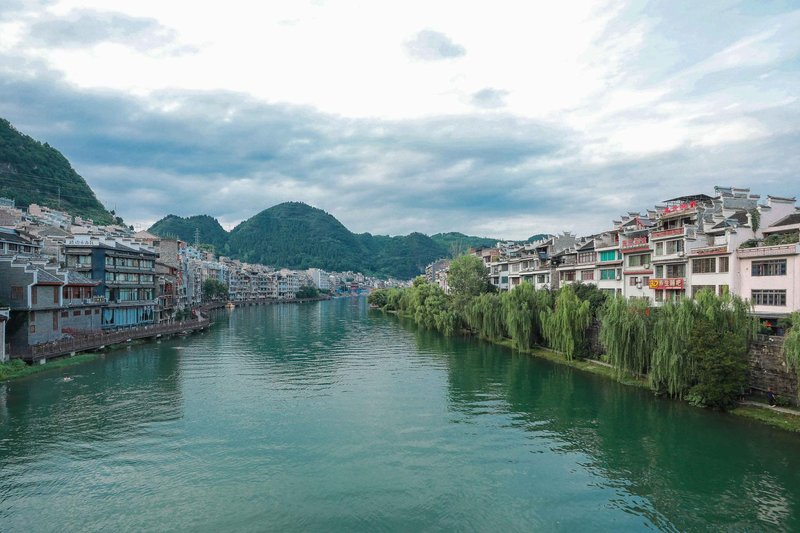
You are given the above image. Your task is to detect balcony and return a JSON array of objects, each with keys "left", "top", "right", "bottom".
[
  {"left": 651, "top": 228, "right": 685, "bottom": 240},
  {"left": 64, "top": 296, "right": 108, "bottom": 307},
  {"left": 737, "top": 243, "right": 800, "bottom": 259}
]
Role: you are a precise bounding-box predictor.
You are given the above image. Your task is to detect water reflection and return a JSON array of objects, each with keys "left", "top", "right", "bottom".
[{"left": 402, "top": 320, "right": 800, "bottom": 531}]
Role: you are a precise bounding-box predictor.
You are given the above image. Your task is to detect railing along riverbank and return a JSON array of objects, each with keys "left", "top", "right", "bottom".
[
  {"left": 198, "top": 296, "right": 332, "bottom": 313},
  {"left": 16, "top": 318, "right": 212, "bottom": 363}
]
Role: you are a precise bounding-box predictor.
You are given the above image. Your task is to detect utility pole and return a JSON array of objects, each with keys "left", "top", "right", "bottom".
[
  {"left": 195, "top": 227, "right": 200, "bottom": 247},
  {"left": 57, "top": 186, "right": 61, "bottom": 208}
]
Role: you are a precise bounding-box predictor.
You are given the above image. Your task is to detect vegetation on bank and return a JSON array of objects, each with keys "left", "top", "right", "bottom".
[
  {"left": 0, "top": 353, "right": 101, "bottom": 381},
  {"left": 369, "top": 254, "right": 762, "bottom": 411},
  {"left": 0, "top": 118, "right": 116, "bottom": 224}
]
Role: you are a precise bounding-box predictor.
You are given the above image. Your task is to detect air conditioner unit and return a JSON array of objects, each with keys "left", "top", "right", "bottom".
[
  {"left": 677, "top": 252, "right": 684, "bottom": 257},
  {"left": 615, "top": 275, "right": 622, "bottom": 280},
  {"left": 643, "top": 264, "right": 650, "bottom": 270},
  {"left": 636, "top": 282, "right": 643, "bottom": 289}
]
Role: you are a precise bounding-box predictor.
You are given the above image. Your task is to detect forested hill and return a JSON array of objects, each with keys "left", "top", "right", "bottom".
[
  {"left": 0, "top": 118, "right": 114, "bottom": 224},
  {"left": 430, "top": 232, "right": 500, "bottom": 253},
  {"left": 226, "top": 202, "right": 449, "bottom": 279},
  {"left": 148, "top": 214, "right": 229, "bottom": 251},
  {"left": 150, "top": 202, "right": 520, "bottom": 279}
]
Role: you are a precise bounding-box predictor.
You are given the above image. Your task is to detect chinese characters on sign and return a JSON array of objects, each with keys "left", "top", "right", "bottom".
[{"left": 648, "top": 278, "right": 685, "bottom": 290}]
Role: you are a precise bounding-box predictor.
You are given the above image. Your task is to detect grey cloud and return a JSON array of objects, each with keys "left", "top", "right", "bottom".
[
  {"left": 26, "top": 9, "right": 192, "bottom": 54},
  {"left": 471, "top": 88, "right": 508, "bottom": 109},
  {"left": 0, "top": 54, "right": 798, "bottom": 239},
  {"left": 404, "top": 30, "right": 465, "bottom": 61}
]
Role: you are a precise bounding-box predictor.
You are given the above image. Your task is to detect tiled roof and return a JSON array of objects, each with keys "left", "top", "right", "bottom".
[{"left": 773, "top": 213, "right": 800, "bottom": 227}]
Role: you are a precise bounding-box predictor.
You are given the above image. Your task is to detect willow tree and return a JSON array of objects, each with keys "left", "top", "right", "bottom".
[
  {"left": 649, "top": 299, "right": 697, "bottom": 397},
  {"left": 465, "top": 293, "right": 506, "bottom": 340},
  {"left": 649, "top": 289, "right": 754, "bottom": 399},
  {"left": 501, "top": 283, "right": 552, "bottom": 350},
  {"left": 540, "top": 285, "right": 591, "bottom": 360},
  {"left": 600, "top": 297, "right": 652, "bottom": 378}
]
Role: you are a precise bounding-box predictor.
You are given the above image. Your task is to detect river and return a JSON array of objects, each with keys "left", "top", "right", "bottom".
[{"left": 1, "top": 297, "right": 799, "bottom": 531}]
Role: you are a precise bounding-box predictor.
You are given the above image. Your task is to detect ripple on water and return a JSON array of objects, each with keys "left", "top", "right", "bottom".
[{"left": 2, "top": 299, "right": 800, "bottom": 532}]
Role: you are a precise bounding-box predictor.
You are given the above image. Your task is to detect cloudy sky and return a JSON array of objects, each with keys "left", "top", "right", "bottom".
[{"left": 1, "top": 1, "right": 798, "bottom": 238}]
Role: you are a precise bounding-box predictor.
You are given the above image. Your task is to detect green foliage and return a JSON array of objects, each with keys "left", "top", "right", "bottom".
[
  {"left": 540, "top": 285, "right": 591, "bottom": 360},
  {"left": 600, "top": 297, "right": 652, "bottom": 378},
  {"left": 464, "top": 293, "right": 506, "bottom": 341},
  {"left": 447, "top": 254, "right": 490, "bottom": 310},
  {"left": 429, "top": 232, "right": 500, "bottom": 254},
  {"left": 149, "top": 214, "right": 229, "bottom": 251},
  {"left": 686, "top": 318, "right": 748, "bottom": 409},
  {"left": 296, "top": 286, "right": 320, "bottom": 299},
  {"left": 650, "top": 290, "right": 753, "bottom": 400},
  {"left": 763, "top": 232, "right": 799, "bottom": 246},
  {"left": 571, "top": 282, "right": 609, "bottom": 318},
  {"left": 782, "top": 312, "right": 800, "bottom": 400},
  {"left": 367, "top": 289, "right": 388, "bottom": 308},
  {"left": 501, "top": 283, "right": 551, "bottom": 350},
  {"left": 0, "top": 118, "right": 114, "bottom": 224},
  {"left": 749, "top": 209, "right": 760, "bottom": 233},
  {"left": 223, "top": 202, "right": 447, "bottom": 279},
  {"left": 202, "top": 279, "right": 229, "bottom": 301}
]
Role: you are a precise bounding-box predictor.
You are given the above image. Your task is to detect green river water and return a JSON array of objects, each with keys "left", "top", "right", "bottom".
[{"left": 1, "top": 297, "right": 800, "bottom": 531}]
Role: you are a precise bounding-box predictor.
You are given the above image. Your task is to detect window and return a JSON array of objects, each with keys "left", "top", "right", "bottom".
[
  {"left": 719, "top": 285, "right": 729, "bottom": 295},
  {"left": 11, "top": 286, "right": 23, "bottom": 300},
  {"left": 581, "top": 270, "right": 594, "bottom": 281},
  {"left": 61, "top": 311, "right": 68, "bottom": 318},
  {"left": 629, "top": 276, "right": 639, "bottom": 286},
  {"left": 53, "top": 312, "right": 58, "bottom": 331},
  {"left": 643, "top": 276, "right": 650, "bottom": 286},
  {"left": 665, "top": 264, "right": 686, "bottom": 278},
  {"left": 692, "top": 258, "right": 715, "bottom": 274},
  {"left": 655, "top": 242, "right": 664, "bottom": 256},
  {"left": 30, "top": 325, "right": 36, "bottom": 333},
  {"left": 627, "top": 254, "right": 651, "bottom": 268},
  {"left": 73, "top": 310, "right": 81, "bottom": 316},
  {"left": 561, "top": 271, "right": 576, "bottom": 281},
  {"left": 599, "top": 250, "right": 619, "bottom": 262},
  {"left": 718, "top": 257, "right": 729, "bottom": 273},
  {"left": 665, "top": 239, "right": 684, "bottom": 255},
  {"left": 655, "top": 290, "right": 663, "bottom": 302},
  {"left": 85, "top": 309, "right": 92, "bottom": 315},
  {"left": 752, "top": 259, "right": 787, "bottom": 276},
  {"left": 31, "top": 287, "right": 37, "bottom": 305},
  {"left": 751, "top": 289, "right": 786, "bottom": 306},
  {"left": 578, "top": 252, "right": 595, "bottom": 264},
  {"left": 655, "top": 265, "right": 663, "bottom": 278},
  {"left": 600, "top": 269, "right": 616, "bottom": 280}
]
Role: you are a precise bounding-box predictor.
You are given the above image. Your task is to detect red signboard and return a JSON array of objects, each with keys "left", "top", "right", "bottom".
[
  {"left": 649, "top": 278, "right": 685, "bottom": 290},
  {"left": 662, "top": 201, "right": 697, "bottom": 215},
  {"left": 622, "top": 237, "right": 649, "bottom": 249}
]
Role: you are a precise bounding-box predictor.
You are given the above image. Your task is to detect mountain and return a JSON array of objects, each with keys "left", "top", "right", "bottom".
[
  {"left": 227, "top": 202, "right": 366, "bottom": 272},
  {"left": 0, "top": 118, "right": 115, "bottom": 224},
  {"left": 527, "top": 233, "right": 551, "bottom": 243},
  {"left": 430, "top": 232, "right": 500, "bottom": 253},
  {"left": 149, "top": 214, "right": 229, "bottom": 251},
  {"left": 226, "top": 202, "right": 448, "bottom": 278}
]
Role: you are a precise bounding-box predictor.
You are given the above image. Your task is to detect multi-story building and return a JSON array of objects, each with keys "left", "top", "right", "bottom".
[{"left": 64, "top": 235, "right": 157, "bottom": 328}]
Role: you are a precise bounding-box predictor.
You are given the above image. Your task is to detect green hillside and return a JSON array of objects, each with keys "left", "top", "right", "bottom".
[
  {"left": 0, "top": 118, "right": 114, "bottom": 224},
  {"left": 224, "top": 202, "right": 448, "bottom": 278},
  {"left": 149, "top": 214, "right": 229, "bottom": 251},
  {"left": 430, "top": 232, "right": 500, "bottom": 253}
]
